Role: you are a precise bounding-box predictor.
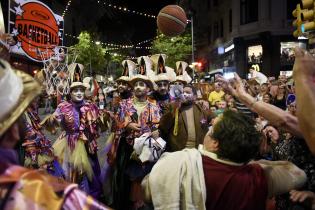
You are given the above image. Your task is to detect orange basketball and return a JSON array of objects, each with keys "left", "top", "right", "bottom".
[
  {"left": 15, "top": 2, "right": 60, "bottom": 61},
  {"left": 157, "top": 5, "right": 187, "bottom": 37}
]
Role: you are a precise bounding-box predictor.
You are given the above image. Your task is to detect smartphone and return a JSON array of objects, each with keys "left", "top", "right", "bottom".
[{"left": 223, "top": 72, "right": 235, "bottom": 80}]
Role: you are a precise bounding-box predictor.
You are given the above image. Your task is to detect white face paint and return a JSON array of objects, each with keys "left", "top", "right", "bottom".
[
  {"left": 134, "top": 81, "right": 148, "bottom": 98},
  {"left": 156, "top": 81, "right": 169, "bottom": 96},
  {"left": 70, "top": 87, "right": 85, "bottom": 102}
]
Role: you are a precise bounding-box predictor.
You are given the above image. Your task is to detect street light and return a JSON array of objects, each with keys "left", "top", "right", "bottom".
[
  {"left": 187, "top": 8, "right": 196, "bottom": 80},
  {"left": 191, "top": 62, "right": 202, "bottom": 69},
  {"left": 95, "top": 41, "right": 101, "bottom": 45}
]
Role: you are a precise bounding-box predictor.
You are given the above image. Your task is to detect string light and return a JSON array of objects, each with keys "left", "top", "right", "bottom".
[
  {"left": 95, "top": 0, "right": 156, "bottom": 19},
  {"left": 64, "top": 35, "right": 153, "bottom": 59},
  {"left": 64, "top": 33, "right": 133, "bottom": 48},
  {"left": 126, "top": 56, "right": 137, "bottom": 59},
  {"left": 65, "top": 33, "right": 153, "bottom": 51},
  {"left": 62, "top": 0, "right": 72, "bottom": 17},
  {"left": 136, "top": 34, "right": 163, "bottom": 46},
  {"left": 106, "top": 46, "right": 152, "bottom": 50}
]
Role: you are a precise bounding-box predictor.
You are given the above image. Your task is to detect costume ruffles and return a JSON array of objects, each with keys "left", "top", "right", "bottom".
[{"left": 53, "top": 132, "right": 93, "bottom": 180}]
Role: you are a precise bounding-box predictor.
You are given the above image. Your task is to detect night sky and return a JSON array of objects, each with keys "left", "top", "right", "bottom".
[
  {"left": 96, "top": 0, "right": 177, "bottom": 43},
  {"left": 67, "top": 0, "right": 178, "bottom": 55}
]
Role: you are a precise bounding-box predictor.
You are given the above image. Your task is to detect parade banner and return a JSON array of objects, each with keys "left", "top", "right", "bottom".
[{"left": 9, "top": 0, "right": 64, "bottom": 62}]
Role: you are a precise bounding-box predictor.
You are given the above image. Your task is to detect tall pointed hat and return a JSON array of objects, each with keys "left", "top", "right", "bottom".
[
  {"left": 130, "top": 56, "right": 155, "bottom": 90},
  {"left": 174, "top": 61, "right": 192, "bottom": 84},
  {"left": 150, "top": 54, "right": 176, "bottom": 83},
  {"left": 116, "top": 59, "right": 137, "bottom": 83},
  {"left": 68, "top": 63, "right": 88, "bottom": 90}
]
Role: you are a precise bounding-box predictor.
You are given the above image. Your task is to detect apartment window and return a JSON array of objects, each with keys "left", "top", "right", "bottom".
[
  {"left": 240, "top": 0, "right": 258, "bottom": 25},
  {"left": 229, "top": 9, "right": 232, "bottom": 32},
  {"left": 220, "top": 19, "right": 224, "bottom": 37},
  {"left": 287, "top": 0, "right": 300, "bottom": 19}
]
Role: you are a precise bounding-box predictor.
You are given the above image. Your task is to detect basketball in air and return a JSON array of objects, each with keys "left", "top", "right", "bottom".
[{"left": 157, "top": 5, "right": 187, "bottom": 37}]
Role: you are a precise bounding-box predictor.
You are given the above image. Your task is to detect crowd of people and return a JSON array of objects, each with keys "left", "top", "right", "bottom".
[{"left": 2, "top": 30, "right": 315, "bottom": 210}]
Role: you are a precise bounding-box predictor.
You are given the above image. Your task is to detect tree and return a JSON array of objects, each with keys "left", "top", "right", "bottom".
[
  {"left": 150, "top": 32, "right": 192, "bottom": 69},
  {"left": 70, "top": 31, "right": 107, "bottom": 75},
  {"left": 104, "top": 52, "right": 124, "bottom": 79}
]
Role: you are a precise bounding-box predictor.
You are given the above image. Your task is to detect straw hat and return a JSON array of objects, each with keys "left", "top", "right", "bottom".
[
  {"left": 150, "top": 54, "right": 176, "bottom": 83},
  {"left": 130, "top": 56, "right": 156, "bottom": 90},
  {"left": 70, "top": 81, "right": 89, "bottom": 90},
  {"left": 0, "top": 59, "right": 41, "bottom": 136},
  {"left": 130, "top": 75, "right": 155, "bottom": 91},
  {"left": 137, "top": 56, "right": 154, "bottom": 74},
  {"left": 68, "top": 63, "right": 84, "bottom": 84},
  {"left": 155, "top": 66, "right": 176, "bottom": 83},
  {"left": 150, "top": 54, "right": 167, "bottom": 73}
]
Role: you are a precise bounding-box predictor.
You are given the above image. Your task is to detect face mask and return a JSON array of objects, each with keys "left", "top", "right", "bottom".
[
  {"left": 70, "top": 87, "right": 85, "bottom": 102},
  {"left": 183, "top": 92, "right": 194, "bottom": 101}
]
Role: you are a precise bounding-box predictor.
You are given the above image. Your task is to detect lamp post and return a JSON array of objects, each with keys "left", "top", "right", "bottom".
[
  {"left": 191, "top": 15, "right": 195, "bottom": 80},
  {"left": 187, "top": 6, "right": 196, "bottom": 82}
]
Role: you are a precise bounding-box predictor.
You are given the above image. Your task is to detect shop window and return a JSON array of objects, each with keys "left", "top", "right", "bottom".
[
  {"left": 247, "top": 45, "right": 262, "bottom": 64},
  {"left": 280, "top": 42, "right": 299, "bottom": 65},
  {"left": 240, "top": 0, "right": 258, "bottom": 25}
]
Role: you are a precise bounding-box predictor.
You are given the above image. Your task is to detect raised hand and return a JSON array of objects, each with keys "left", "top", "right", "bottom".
[
  {"left": 216, "top": 73, "right": 247, "bottom": 99},
  {"left": 290, "top": 190, "right": 315, "bottom": 210},
  {"left": 293, "top": 47, "right": 315, "bottom": 79}
]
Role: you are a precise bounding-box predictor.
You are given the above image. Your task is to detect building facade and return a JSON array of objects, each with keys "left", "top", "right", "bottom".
[{"left": 185, "top": 0, "right": 304, "bottom": 78}]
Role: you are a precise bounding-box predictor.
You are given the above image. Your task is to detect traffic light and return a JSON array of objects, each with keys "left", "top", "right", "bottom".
[
  {"left": 191, "top": 61, "right": 203, "bottom": 72},
  {"left": 292, "top": 4, "right": 302, "bottom": 37},
  {"left": 300, "top": 0, "right": 315, "bottom": 32}
]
